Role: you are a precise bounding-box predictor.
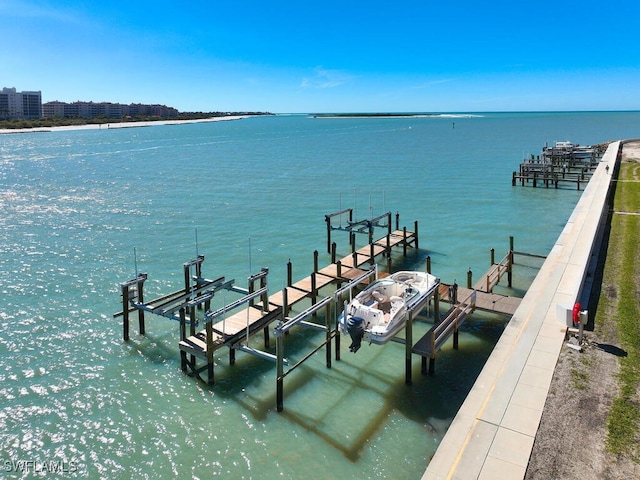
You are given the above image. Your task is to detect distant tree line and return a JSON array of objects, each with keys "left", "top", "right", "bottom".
[{"left": 0, "top": 112, "right": 273, "bottom": 130}]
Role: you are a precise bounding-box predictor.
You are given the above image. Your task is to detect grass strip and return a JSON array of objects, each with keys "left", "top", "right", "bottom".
[{"left": 604, "top": 160, "right": 640, "bottom": 460}]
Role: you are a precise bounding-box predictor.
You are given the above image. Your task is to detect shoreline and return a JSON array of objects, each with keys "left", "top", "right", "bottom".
[{"left": 0, "top": 115, "right": 250, "bottom": 135}]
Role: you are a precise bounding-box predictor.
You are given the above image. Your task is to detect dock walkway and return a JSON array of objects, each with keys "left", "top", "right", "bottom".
[
  {"left": 423, "top": 141, "right": 620, "bottom": 480},
  {"left": 176, "top": 228, "right": 417, "bottom": 384},
  {"left": 412, "top": 250, "right": 521, "bottom": 374}
]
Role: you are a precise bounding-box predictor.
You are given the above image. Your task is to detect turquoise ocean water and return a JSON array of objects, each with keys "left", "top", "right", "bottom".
[{"left": 1, "top": 112, "right": 639, "bottom": 479}]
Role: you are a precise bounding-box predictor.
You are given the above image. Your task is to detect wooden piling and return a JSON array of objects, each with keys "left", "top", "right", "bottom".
[
  {"left": 508, "top": 236, "right": 514, "bottom": 287},
  {"left": 122, "top": 284, "right": 130, "bottom": 342},
  {"left": 434, "top": 288, "right": 440, "bottom": 325},
  {"left": 137, "top": 277, "right": 145, "bottom": 335},
  {"left": 405, "top": 309, "right": 413, "bottom": 385},
  {"left": 403, "top": 227, "right": 408, "bottom": 256},
  {"left": 325, "top": 301, "right": 332, "bottom": 368},
  {"left": 453, "top": 324, "right": 459, "bottom": 349},
  {"left": 179, "top": 307, "right": 187, "bottom": 371},
  {"left": 276, "top": 333, "right": 284, "bottom": 412}
]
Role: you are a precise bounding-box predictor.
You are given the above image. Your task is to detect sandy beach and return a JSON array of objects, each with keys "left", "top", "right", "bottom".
[{"left": 0, "top": 115, "right": 250, "bottom": 135}]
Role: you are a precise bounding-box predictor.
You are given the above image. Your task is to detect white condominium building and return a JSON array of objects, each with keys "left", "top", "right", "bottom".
[{"left": 0, "top": 87, "right": 42, "bottom": 119}]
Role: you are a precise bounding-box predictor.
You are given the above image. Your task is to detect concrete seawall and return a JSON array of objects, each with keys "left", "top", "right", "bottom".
[{"left": 423, "top": 141, "right": 621, "bottom": 480}]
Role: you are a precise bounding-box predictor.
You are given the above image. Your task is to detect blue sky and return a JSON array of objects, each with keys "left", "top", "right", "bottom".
[{"left": 2, "top": 0, "right": 639, "bottom": 113}]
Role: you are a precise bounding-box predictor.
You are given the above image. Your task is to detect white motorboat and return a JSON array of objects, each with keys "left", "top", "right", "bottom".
[{"left": 338, "top": 271, "right": 440, "bottom": 352}]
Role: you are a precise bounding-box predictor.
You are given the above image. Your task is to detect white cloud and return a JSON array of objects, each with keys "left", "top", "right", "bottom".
[{"left": 300, "top": 67, "right": 351, "bottom": 89}]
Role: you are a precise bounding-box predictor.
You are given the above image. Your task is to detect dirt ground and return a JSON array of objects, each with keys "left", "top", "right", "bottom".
[
  {"left": 524, "top": 143, "right": 640, "bottom": 479},
  {"left": 524, "top": 329, "right": 639, "bottom": 479}
]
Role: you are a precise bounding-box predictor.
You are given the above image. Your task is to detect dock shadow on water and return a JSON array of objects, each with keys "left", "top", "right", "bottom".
[
  {"left": 263, "top": 311, "right": 506, "bottom": 462},
  {"left": 124, "top": 278, "right": 512, "bottom": 465}
]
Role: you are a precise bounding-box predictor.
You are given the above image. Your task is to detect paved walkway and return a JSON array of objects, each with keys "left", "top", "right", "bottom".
[{"left": 422, "top": 141, "right": 621, "bottom": 480}]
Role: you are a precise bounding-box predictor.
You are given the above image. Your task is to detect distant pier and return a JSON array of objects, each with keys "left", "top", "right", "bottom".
[{"left": 512, "top": 141, "right": 607, "bottom": 189}]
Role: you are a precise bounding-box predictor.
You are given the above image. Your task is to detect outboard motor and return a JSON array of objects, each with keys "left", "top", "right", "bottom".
[{"left": 346, "top": 316, "right": 365, "bottom": 353}]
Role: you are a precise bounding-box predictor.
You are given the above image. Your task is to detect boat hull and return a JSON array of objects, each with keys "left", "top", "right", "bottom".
[{"left": 338, "top": 271, "right": 440, "bottom": 351}]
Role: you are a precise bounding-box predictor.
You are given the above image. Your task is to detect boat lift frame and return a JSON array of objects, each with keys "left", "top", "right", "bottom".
[
  {"left": 325, "top": 208, "right": 394, "bottom": 253},
  {"left": 273, "top": 265, "right": 378, "bottom": 411}
]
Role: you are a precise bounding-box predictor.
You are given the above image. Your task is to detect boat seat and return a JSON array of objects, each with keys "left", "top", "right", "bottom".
[
  {"left": 390, "top": 296, "right": 403, "bottom": 310},
  {"left": 372, "top": 290, "right": 388, "bottom": 304}
]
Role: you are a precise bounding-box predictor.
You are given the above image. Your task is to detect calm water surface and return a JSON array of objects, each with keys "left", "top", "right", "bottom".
[{"left": 1, "top": 112, "right": 639, "bottom": 479}]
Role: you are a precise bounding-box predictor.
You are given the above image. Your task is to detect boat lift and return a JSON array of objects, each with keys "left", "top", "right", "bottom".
[{"left": 273, "top": 266, "right": 378, "bottom": 411}]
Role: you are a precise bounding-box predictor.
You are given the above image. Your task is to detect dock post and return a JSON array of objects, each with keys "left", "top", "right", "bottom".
[
  {"left": 429, "top": 356, "right": 435, "bottom": 375},
  {"left": 434, "top": 288, "right": 440, "bottom": 325},
  {"left": 426, "top": 256, "right": 431, "bottom": 274},
  {"left": 137, "top": 275, "right": 146, "bottom": 335},
  {"left": 490, "top": 248, "right": 495, "bottom": 266},
  {"left": 369, "top": 224, "right": 375, "bottom": 266},
  {"left": 195, "top": 257, "right": 204, "bottom": 310},
  {"left": 395, "top": 212, "right": 400, "bottom": 230},
  {"left": 325, "top": 214, "right": 331, "bottom": 253},
  {"left": 276, "top": 333, "right": 284, "bottom": 412},
  {"left": 179, "top": 307, "right": 187, "bottom": 371},
  {"left": 467, "top": 268, "right": 472, "bottom": 289},
  {"left": 325, "top": 301, "right": 332, "bottom": 368},
  {"left": 331, "top": 242, "right": 337, "bottom": 264},
  {"left": 508, "top": 236, "right": 514, "bottom": 287},
  {"left": 414, "top": 220, "right": 419, "bottom": 249},
  {"left": 248, "top": 271, "right": 256, "bottom": 307},
  {"left": 335, "top": 297, "right": 342, "bottom": 361},
  {"left": 183, "top": 262, "right": 191, "bottom": 294},
  {"left": 403, "top": 227, "right": 407, "bottom": 256},
  {"left": 122, "top": 284, "right": 130, "bottom": 342},
  {"left": 283, "top": 286, "right": 289, "bottom": 320},
  {"left": 453, "top": 319, "right": 459, "bottom": 350},
  {"left": 287, "top": 259, "right": 293, "bottom": 287},
  {"left": 261, "top": 269, "right": 270, "bottom": 348},
  {"left": 405, "top": 310, "right": 413, "bottom": 385},
  {"left": 512, "top": 171, "right": 516, "bottom": 186},
  {"left": 205, "top": 316, "right": 214, "bottom": 385},
  {"left": 311, "top": 273, "right": 317, "bottom": 314}
]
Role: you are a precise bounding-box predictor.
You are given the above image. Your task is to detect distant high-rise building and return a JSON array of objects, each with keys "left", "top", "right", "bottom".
[
  {"left": 0, "top": 87, "right": 42, "bottom": 119},
  {"left": 42, "top": 100, "right": 179, "bottom": 119}
]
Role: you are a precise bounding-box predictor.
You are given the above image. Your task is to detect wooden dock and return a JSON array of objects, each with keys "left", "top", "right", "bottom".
[
  {"left": 115, "top": 209, "right": 419, "bottom": 387},
  {"left": 115, "top": 215, "right": 532, "bottom": 411},
  {"left": 512, "top": 141, "right": 607, "bottom": 189},
  {"left": 177, "top": 228, "right": 417, "bottom": 384},
  {"left": 410, "top": 246, "right": 522, "bottom": 376}
]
